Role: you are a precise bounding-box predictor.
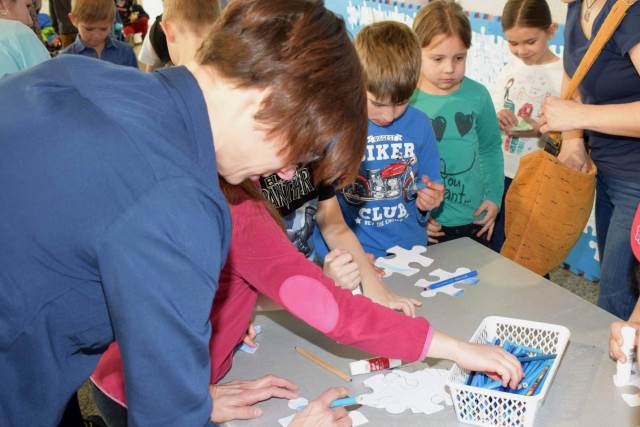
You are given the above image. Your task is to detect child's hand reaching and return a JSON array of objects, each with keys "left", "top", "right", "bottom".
[
  {"left": 428, "top": 331, "right": 524, "bottom": 389},
  {"left": 473, "top": 200, "right": 499, "bottom": 240},
  {"left": 242, "top": 323, "right": 258, "bottom": 348},
  {"left": 455, "top": 341, "right": 524, "bottom": 389},
  {"left": 610, "top": 320, "right": 640, "bottom": 362},
  {"left": 416, "top": 176, "right": 444, "bottom": 212},
  {"left": 427, "top": 217, "right": 445, "bottom": 244},
  {"left": 497, "top": 108, "right": 518, "bottom": 133},
  {"left": 323, "top": 249, "right": 361, "bottom": 290},
  {"left": 364, "top": 283, "right": 422, "bottom": 318}
]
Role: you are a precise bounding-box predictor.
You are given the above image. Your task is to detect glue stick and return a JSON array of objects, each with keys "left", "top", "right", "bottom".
[
  {"left": 614, "top": 326, "right": 636, "bottom": 387},
  {"left": 349, "top": 357, "right": 401, "bottom": 375}
]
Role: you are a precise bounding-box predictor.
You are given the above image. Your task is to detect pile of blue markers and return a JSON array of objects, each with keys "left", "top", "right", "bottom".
[{"left": 465, "top": 339, "right": 556, "bottom": 396}]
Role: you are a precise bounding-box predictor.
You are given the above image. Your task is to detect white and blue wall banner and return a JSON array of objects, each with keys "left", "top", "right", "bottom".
[{"left": 325, "top": 0, "right": 600, "bottom": 280}]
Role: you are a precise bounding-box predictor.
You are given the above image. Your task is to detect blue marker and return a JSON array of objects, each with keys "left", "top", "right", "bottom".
[
  {"left": 329, "top": 396, "right": 359, "bottom": 408},
  {"left": 296, "top": 396, "right": 361, "bottom": 411},
  {"left": 425, "top": 270, "right": 478, "bottom": 290},
  {"left": 518, "top": 354, "right": 556, "bottom": 363}
]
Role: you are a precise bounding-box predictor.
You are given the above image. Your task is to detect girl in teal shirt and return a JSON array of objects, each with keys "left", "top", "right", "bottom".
[{"left": 410, "top": 0, "right": 503, "bottom": 247}]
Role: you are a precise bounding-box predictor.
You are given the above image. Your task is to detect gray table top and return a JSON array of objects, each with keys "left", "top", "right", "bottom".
[{"left": 222, "top": 238, "right": 637, "bottom": 426}]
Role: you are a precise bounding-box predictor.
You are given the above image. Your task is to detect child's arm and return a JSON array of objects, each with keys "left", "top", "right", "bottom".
[
  {"left": 236, "top": 196, "right": 425, "bottom": 358},
  {"left": 415, "top": 118, "right": 444, "bottom": 216},
  {"left": 316, "top": 196, "right": 421, "bottom": 317},
  {"left": 233, "top": 198, "right": 523, "bottom": 387},
  {"left": 475, "top": 88, "right": 505, "bottom": 238}
]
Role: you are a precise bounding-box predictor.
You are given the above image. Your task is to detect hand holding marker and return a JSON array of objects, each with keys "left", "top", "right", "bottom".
[{"left": 467, "top": 339, "right": 556, "bottom": 396}]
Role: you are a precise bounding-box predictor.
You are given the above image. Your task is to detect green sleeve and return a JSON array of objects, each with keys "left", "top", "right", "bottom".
[{"left": 476, "top": 87, "right": 504, "bottom": 208}]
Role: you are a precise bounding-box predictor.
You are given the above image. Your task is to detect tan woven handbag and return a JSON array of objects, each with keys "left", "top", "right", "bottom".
[{"left": 500, "top": 0, "right": 636, "bottom": 275}]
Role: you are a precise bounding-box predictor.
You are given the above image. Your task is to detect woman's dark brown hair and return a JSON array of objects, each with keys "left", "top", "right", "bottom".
[{"left": 198, "top": 0, "right": 367, "bottom": 187}]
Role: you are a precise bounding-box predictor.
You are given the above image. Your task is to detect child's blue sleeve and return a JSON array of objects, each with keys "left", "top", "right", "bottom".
[
  {"left": 98, "top": 179, "right": 226, "bottom": 426},
  {"left": 415, "top": 118, "right": 442, "bottom": 225},
  {"left": 476, "top": 87, "right": 504, "bottom": 208}
]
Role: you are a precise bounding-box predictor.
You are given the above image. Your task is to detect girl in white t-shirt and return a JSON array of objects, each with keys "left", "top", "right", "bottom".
[{"left": 491, "top": 0, "right": 563, "bottom": 252}]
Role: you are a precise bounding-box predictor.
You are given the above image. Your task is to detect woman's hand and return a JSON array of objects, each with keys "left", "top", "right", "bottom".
[
  {"left": 210, "top": 375, "right": 299, "bottom": 423},
  {"left": 539, "top": 97, "right": 586, "bottom": 133},
  {"left": 473, "top": 200, "right": 499, "bottom": 240},
  {"left": 557, "top": 138, "right": 590, "bottom": 172},
  {"left": 427, "top": 217, "right": 445, "bottom": 244},
  {"left": 610, "top": 321, "right": 640, "bottom": 363},
  {"left": 323, "top": 249, "right": 361, "bottom": 290},
  {"left": 289, "top": 387, "right": 353, "bottom": 427}
]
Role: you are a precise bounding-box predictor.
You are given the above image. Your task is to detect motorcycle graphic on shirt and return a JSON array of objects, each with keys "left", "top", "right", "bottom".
[{"left": 342, "top": 156, "right": 418, "bottom": 206}]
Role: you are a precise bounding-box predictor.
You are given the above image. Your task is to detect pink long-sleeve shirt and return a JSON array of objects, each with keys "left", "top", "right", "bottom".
[{"left": 91, "top": 193, "right": 433, "bottom": 406}]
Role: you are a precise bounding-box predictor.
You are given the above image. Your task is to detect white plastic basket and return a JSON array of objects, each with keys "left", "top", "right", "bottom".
[{"left": 446, "top": 316, "right": 570, "bottom": 427}]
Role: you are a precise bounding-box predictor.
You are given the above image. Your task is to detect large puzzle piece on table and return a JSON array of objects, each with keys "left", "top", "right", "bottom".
[
  {"left": 414, "top": 268, "right": 479, "bottom": 298},
  {"left": 359, "top": 369, "right": 452, "bottom": 415},
  {"left": 563, "top": 225, "right": 600, "bottom": 281},
  {"left": 374, "top": 245, "right": 434, "bottom": 278}
]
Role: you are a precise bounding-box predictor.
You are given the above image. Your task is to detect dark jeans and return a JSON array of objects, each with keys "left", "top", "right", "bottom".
[
  {"left": 595, "top": 172, "right": 640, "bottom": 319},
  {"left": 435, "top": 223, "right": 491, "bottom": 247},
  {"left": 490, "top": 177, "right": 512, "bottom": 253},
  {"left": 91, "top": 383, "right": 128, "bottom": 427}
]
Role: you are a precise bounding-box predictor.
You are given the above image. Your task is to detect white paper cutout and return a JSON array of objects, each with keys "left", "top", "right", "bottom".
[
  {"left": 375, "top": 245, "right": 434, "bottom": 277},
  {"left": 613, "top": 362, "right": 640, "bottom": 407},
  {"left": 414, "top": 268, "right": 480, "bottom": 298},
  {"left": 288, "top": 397, "right": 309, "bottom": 411},
  {"left": 278, "top": 407, "right": 368, "bottom": 426},
  {"left": 622, "top": 393, "right": 640, "bottom": 407},
  {"left": 349, "top": 410, "right": 369, "bottom": 426},
  {"left": 359, "top": 369, "right": 452, "bottom": 415}
]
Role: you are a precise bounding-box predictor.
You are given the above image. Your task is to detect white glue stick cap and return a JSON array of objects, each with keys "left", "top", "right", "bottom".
[{"left": 349, "top": 361, "right": 370, "bottom": 376}]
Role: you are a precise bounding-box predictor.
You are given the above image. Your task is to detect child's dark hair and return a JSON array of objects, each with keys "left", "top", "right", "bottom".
[{"left": 501, "top": 0, "right": 552, "bottom": 32}]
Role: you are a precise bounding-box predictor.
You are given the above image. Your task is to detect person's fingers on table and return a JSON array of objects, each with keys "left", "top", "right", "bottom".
[{"left": 246, "top": 374, "right": 300, "bottom": 393}]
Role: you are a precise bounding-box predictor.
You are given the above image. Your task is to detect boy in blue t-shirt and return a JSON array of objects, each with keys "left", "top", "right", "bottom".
[
  {"left": 60, "top": 0, "right": 137, "bottom": 67},
  {"left": 321, "top": 21, "right": 444, "bottom": 257}
]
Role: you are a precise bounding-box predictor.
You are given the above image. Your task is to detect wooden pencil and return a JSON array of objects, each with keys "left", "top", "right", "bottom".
[{"left": 294, "top": 346, "right": 352, "bottom": 382}]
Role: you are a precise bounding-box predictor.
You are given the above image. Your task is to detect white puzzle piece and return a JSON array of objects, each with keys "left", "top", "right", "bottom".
[
  {"left": 415, "top": 268, "right": 479, "bottom": 298},
  {"left": 288, "top": 397, "right": 309, "bottom": 411},
  {"left": 375, "top": 245, "right": 434, "bottom": 278},
  {"left": 358, "top": 369, "right": 452, "bottom": 415}
]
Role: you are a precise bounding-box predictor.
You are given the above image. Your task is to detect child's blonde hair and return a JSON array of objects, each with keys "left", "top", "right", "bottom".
[
  {"left": 413, "top": 0, "right": 471, "bottom": 49},
  {"left": 163, "top": 0, "right": 221, "bottom": 27},
  {"left": 354, "top": 21, "right": 421, "bottom": 104},
  {"left": 71, "top": 0, "right": 115, "bottom": 23}
]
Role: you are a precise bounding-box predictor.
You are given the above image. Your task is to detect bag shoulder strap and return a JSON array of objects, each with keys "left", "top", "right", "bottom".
[{"left": 563, "top": 0, "right": 637, "bottom": 100}]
